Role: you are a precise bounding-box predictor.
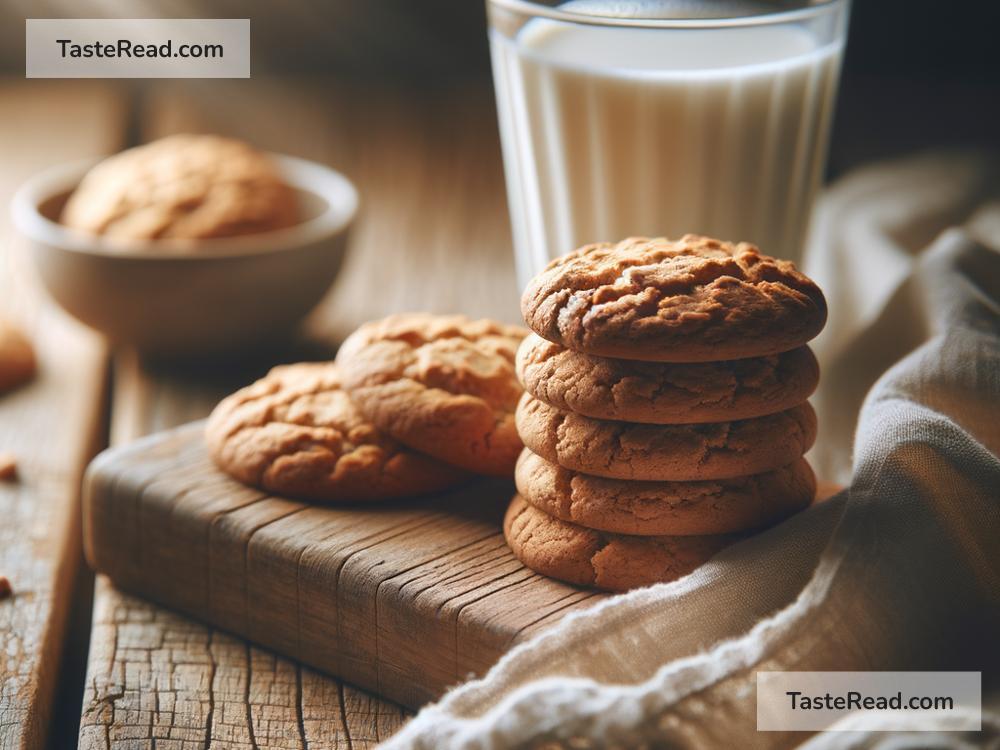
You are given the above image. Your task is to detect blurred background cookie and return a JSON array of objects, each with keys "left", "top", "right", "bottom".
[
  {"left": 61, "top": 134, "right": 299, "bottom": 243},
  {"left": 0, "top": 319, "right": 36, "bottom": 394},
  {"left": 337, "top": 313, "right": 527, "bottom": 476}
]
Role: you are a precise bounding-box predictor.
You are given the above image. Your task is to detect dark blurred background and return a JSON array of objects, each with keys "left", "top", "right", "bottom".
[{"left": 3, "top": 0, "right": 999, "bottom": 171}]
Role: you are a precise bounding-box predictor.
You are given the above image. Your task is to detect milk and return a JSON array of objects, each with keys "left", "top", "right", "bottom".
[{"left": 489, "top": 5, "right": 845, "bottom": 286}]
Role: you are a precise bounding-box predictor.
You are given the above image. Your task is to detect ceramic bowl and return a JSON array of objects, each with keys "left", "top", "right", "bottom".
[{"left": 11, "top": 154, "right": 358, "bottom": 357}]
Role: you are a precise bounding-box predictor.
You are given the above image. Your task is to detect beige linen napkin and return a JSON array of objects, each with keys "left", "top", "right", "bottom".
[{"left": 381, "top": 152, "right": 1000, "bottom": 749}]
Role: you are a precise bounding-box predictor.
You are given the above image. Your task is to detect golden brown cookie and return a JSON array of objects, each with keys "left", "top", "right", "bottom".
[
  {"left": 516, "top": 394, "right": 816, "bottom": 481},
  {"left": 0, "top": 319, "right": 36, "bottom": 394},
  {"left": 61, "top": 134, "right": 299, "bottom": 242},
  {"left": 516, "top": 333, "right": 818, "bottom": 424},
  {"left": 336, "top": 314, "right": 528, "bottom": 476},
  {"left": 504, "top": 494, "right": 734, "bottom": 592},
  {"left": 521, "top": 235, "right": 827, "bottom": 362},
  {"left": 516, "top": 448, "right": 815, "bottom": 536},
  {"left": 206, "top": 362, "right": 468, "bottom": 502}
]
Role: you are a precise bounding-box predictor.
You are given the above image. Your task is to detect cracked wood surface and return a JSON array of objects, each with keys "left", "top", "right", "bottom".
[
  {"left": 81, "top": 578, "right": 407, "bottom": 750},
  {"left": 79, "top": 355, "right": 413, "bottom": 748},
  {"left": 0, "top": 81, "right": 121, "bottom": 750},
  {"left": 79, "top": 80, "right": 524, "bottom": 746}
]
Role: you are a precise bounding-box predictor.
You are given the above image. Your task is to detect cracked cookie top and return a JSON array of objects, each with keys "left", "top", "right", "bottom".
[
  {"left": 62, "top": 134, "right": 299, "bottom": 243},
  {"left": 206, "top": 362, "right": 468, "bottom": 502},
  {"left": 504, "top": 494, "right": 734, "bottom": 592},
  {"left": 521, "top": 235, "right": 827, "bottom": 362},
  {"left": 336, "top": 313, "right": 529, "bottom": 476},
  {"left": 516, "top": 333, "right": 819, "bottom": 424},
  {"left": 515, "top": 394, "right": 816, "bottom": 481}
]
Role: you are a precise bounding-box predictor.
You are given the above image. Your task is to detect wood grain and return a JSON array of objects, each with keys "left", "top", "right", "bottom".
[
  {"left": 0, "top": 81, "right": 123, "bottom": 750},
  {"left": 83, "top": 424, "right": 605, "bottom": 710},
  {"left": 79, "top": 578, "right": 407, "bottom": 750}
]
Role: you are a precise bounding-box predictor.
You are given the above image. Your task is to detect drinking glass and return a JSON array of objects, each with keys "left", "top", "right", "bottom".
[{"left": 487, "top": 0, "right": 850, "bottom": 288}]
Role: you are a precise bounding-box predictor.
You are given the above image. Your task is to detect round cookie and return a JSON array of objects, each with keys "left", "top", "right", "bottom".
[
  {"left": 206, "top": 362, "right": 468, "bottom": 502},
  {"left": 516, "top": 333, "right": 819, "bottom": 424},
  {"left": 515, "top": 448, "right": 815, "bottom": 536},
  {"left": 504, "top": 494, "right": 734, "bottom": 592},
  {"left": 336, "top": 314, "right": 528, "bottom": 476},
  {"left": 515, "top": 394, "right": 817, "bottom": 481},
  {"left": 61, "top": 134, "right": 299, "bottom": 242},
  {"left": 521, "top": 235, "right": 827, "bottom": 362},
  {"left": 0, "top": 319, "right": 36, "bottom": 394}
]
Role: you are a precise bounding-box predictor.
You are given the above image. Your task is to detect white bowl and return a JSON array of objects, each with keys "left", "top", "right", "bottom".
[{"left": 12, "top": 154, "right": 358, "bottom": 357}]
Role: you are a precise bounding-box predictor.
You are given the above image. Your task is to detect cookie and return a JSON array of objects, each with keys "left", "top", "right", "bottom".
[
  {"left": 516, "top": 448, "right": 815, "bottom": 536},
  {"left": 61, "top": 134, "right": 299, "bottom": 242},
  {"left": 206, "top": 362, "right": 468, "bottom": 502},
  {"left": 516, "top": 333, "right": 818, "bottom": 424},
  {"left": 0, "top": 452, "right": 16, "bottom": 481},
  {"left": 521, "top": 235, "right": 827, "bottom": 362},
  {"left": 504, "top": 494, "right": 733, "bottom": 592},
  {"left": 516, "top": 394, "right": 816, "bottom": 481},
  {"left": 0, "top": 319, "right": 36, "bottom": 394},
  {"left": 336, "top": 314, "right": 528, "bottom": 476}
]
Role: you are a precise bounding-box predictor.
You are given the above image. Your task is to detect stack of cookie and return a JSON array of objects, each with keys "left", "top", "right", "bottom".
[
  {"left": 505, "top": 235, "right": 827, "bottom": 592},
  {"left": 206, "top": 314, "right": 528, "bottom": 502}
]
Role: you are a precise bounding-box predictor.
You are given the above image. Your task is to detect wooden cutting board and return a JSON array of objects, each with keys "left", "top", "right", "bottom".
[{"left": 82, "top": 421, "right": 606, "bottom": 709}]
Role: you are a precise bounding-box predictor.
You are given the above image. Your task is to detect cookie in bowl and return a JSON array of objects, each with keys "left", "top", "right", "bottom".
[{"left": 61, "top": 134, "right": 299, "bottom": 243}]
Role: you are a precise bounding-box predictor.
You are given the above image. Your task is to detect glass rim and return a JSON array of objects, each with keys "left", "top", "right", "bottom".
[{"left": 486, "top": 0, "right": 848, "bottom": 29}]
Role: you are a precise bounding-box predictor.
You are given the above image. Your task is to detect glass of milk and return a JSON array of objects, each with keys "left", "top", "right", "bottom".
[{"left": 487, "top": 0, "right": 850, "bottom": 288}]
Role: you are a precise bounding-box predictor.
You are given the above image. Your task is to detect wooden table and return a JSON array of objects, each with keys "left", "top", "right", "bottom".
[{"left": 0, "top": 76, "right": 518, "bottom": 749}]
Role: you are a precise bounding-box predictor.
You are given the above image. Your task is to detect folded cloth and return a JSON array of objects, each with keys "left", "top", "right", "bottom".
[
  {"left": 381, "top": 152, "right": 1000, "bottom": 749},
  {"left": 807, "top": 150, "right": 1000, "bottom": 484}
]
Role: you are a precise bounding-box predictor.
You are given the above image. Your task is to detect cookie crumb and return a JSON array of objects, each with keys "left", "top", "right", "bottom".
[
  {"left": 0, "top": 576, "right": 11, "bottom": 600},
  {"left": 0, "top": 319, "right": 36, "bottom": 393},
  {"left": 0, "top": 452, "right": 17, "bottom": 481}
]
